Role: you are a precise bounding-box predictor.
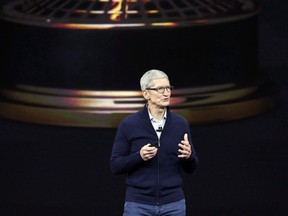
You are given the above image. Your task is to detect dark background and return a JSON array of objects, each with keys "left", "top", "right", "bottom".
[{"left": 0, "top": 0, "right": 288, "bottom": 215}]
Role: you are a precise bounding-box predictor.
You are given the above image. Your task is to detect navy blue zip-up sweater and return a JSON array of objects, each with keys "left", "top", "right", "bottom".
[{"left": 110, "top": 106, "right": 198, "bottom": 205}]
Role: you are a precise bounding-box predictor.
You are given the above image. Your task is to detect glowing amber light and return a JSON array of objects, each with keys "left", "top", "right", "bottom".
[
  {"left": 0, "top": 83, "right": 275, "bottom": 127},
  {"left": 110, "top": 1, "right": 123, "bottom": 21},
  {"left": 52, "top": 23, "right": 145, "bottom": 30},
  {"left": 151, "top": 22, "right": 177, "bottom": 27},
  {"left": 146, "top": 10, "right": 158, "bottom": 14}
]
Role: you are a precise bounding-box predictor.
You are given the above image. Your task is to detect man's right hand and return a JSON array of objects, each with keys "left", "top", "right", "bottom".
[{"left": 140, "top": 144, "right": 158, "bottom": 161}]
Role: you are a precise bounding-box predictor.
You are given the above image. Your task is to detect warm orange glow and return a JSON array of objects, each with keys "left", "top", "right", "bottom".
[
  {"left": 75, "top": 9, "right": 105, "bottom": 14},
  {"left": 0, "top": 83, "right": 275, "bottom": 127},
  {"left": 109, "top": 0, "right": 123, "bottom": 21},
  {"left": 151, "top": 22, "right": 177, "bottom": 27},
  {"left": 73, "top": 0, "right": 143, "bottom": 22},
  {"left": 52, "top": 23, "right": 145, "bottom": 30},
  {"left": 74, "top": 9, "right": 139, "bottom": 15},
  {"left": 3, "top": 84, "right": 258, "bottom": 110},
  {"left": 146, "top": 10, "right": 158, "bottom": 14},
  {"left": 126, "top": 10, "right": 138, "bottom": 14}
]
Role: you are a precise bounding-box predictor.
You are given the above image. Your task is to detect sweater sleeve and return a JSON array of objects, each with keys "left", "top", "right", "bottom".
[
  {"left": 110, "top": 120, "right": 144, "bottom": 175},
  {"left": 180, "top": 144, "right": 199, "bottom": 173},
  {"left": 180, "top": 125, "right": 199, "bottom": 173}
]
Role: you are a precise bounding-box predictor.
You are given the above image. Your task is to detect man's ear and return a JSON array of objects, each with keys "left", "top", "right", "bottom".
[{"left": 142, "top": 90, "right": 150, "bottom": 100}]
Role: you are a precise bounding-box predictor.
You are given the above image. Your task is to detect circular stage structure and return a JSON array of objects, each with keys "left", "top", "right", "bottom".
[{"left": 0, "top": 0, "right": 275, "bottom": 127}]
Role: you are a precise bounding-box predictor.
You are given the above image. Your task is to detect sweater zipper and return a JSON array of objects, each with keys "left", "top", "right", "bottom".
[{"left": 156, "top": 137, "right": 160, "bottom": 205}]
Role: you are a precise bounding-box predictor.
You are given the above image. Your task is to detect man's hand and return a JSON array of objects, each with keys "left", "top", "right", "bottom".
[
  {"left": 140, "top": 144, "right": 158, "bottom": 161},
  {"left": 178, "top": 133, "right": 192, "bottom": 159}
]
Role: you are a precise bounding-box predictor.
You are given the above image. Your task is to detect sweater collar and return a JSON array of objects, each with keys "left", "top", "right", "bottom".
[{"left": 141, "top": 105, "right": 170, "bottom": 131}]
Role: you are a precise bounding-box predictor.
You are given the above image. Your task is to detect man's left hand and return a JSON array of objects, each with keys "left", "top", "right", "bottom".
[{"left": 178, "top": 133, "right": 192, "bottom": 159}]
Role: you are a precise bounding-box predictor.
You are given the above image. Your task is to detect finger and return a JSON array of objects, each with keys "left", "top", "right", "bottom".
[
  {"left": 184, "top": 133, "right": 188, "bottom": 142},
  {"left": 146, "top": 144, "right": 154, "bottom": 150},
  {"left": 178, "top": 153, "right": 186, "bottom": 158},
  {"left": 178, "top": 149, "right": 184, "bottom": 154}
]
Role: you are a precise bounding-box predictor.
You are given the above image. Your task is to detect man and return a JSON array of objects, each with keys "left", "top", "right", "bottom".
[{"left": 110, "top": 69, "right": 198, "bottom": 216}]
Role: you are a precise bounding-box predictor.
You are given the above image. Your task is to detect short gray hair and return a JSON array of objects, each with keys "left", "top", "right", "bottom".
[{"left": 140, "top": 69, "right": 169, "bottom": 90}]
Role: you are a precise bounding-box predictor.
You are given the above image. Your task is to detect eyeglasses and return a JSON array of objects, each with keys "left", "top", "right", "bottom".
[{"left": 146, "top": 86, "right": 174, "bottom": 94}]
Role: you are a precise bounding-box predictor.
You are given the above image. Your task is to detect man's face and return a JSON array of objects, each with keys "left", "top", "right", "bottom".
[{"left": 143, "top": 78, "right": 171, "bottom": 108}]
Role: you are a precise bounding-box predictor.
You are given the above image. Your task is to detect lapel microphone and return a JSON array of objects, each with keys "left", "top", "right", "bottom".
[{"left": 156, "top": 126, "right": 163, "bottom": 132}]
